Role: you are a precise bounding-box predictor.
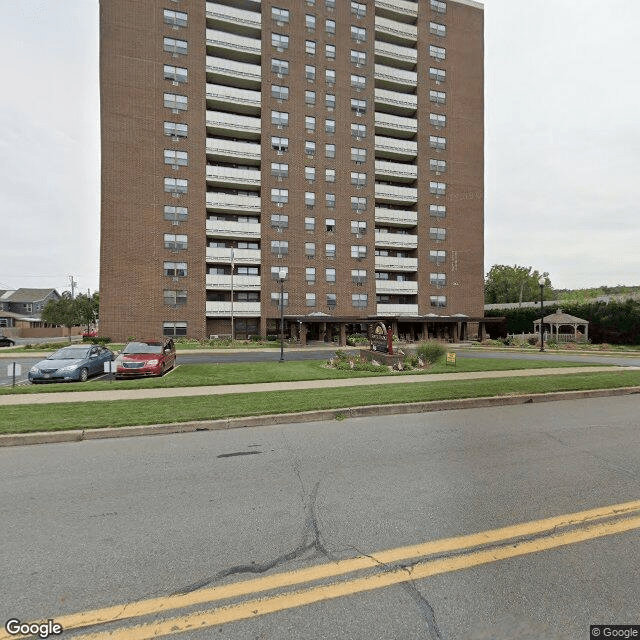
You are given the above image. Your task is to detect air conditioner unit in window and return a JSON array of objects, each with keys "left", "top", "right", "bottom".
[{"left": 171, "top": 220, "right": 180, "bottom": 226}]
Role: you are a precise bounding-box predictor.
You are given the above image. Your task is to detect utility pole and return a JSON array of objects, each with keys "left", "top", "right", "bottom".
[{"left": 69, "top": 275, "right": 78, "bottom": 298}]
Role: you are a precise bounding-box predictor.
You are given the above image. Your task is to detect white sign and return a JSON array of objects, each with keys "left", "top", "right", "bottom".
[
  {"left": 104, "top": 361, "right": 117, "bottom": 373},
  {"left": 7, "top": 363, "right": 21, "bottom": 377}
]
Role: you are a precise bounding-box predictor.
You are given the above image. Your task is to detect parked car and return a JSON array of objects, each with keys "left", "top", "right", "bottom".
[
  {"left": 28, "top": 344, "right": 114, "bottom": 383},
  {"left": 114, "top": 339, "right": 176, "bottom": 378},
  {"left": 0, "top": 335, "right": 16, "bottom": 347}
]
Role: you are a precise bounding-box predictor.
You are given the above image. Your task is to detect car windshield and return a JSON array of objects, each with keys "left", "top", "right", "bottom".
[
  {"left": 48, "top": 347, "right": 91, "bottom": 360},
  {"left": 122, "top": 342, "right": 163, "bottom": 355}
]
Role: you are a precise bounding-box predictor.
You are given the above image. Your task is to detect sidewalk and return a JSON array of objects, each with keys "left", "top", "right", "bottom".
[{"left": 0, "top": 366, "right": 629, "bottom": 406}]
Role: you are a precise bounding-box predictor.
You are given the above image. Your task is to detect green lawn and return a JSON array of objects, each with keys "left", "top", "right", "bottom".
[{"left": 1, "top": 370, "right": 640, "bottom": 434}]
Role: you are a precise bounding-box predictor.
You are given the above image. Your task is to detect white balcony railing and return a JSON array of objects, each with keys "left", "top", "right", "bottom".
[
  {"left": 206, "top": 193, "right": 261, "bottom": 212},
  {"left": 374, "top": 0, "right": 418, "bottom": 19},
  {"left": 206, "top": 247, "right": 261, "bottom": 264},
  {"left": 374, "top": 64, "right": 417, "bottom": 88},
  {"left": 375, "top": 208, "right": 417, "bottom": 227},
  {"left": 206, "top": 83, "right": 261, "bottom": 109},
  {"left": 375, "top": 160, "right": 417, "bottom": 181},
  {"left": 375, "top": 112, "right": 417, "bottom": 137},
  {"left": 375, "top": 88, "right": 417, "bottom": 113},
  {"left": 376, "top": 303, "right": 419, "bottom": 316},
  {"left": 206, "top": 111, "right": 261, "bottom": 137},
  {"left": 206, "top": 138, "right": 261, "bottom": 161},
  {"left": 206, "top": 3, "right": 261, "bottom": 30},
  {"left": 206, "top": 219, "right": 261, "bottom": 238},
  {"left": 206, "top": 56, "right": 261, "bottom": 84},
  {"left": 375, "top": 135, "right": 418, "bottom": 159},
  {"left": 375, "top": 183, "right": 418, "bottom": 204},
  {"left": 374, "top": 16, "right": 418, "bottom": 42},
  {"left": 375, "top": 280, "right": 419, "bottom": 295},
  {"left": 206, "top": 301, "right": 261, "bottom": 317},
  {"left": 206, "top": 274, "right": 261, "bottom": 290},
  {"left": 375, "top": 230, "right": 418, "bottom": 249},
  {"left": 374, "top": 40, "right": 418, "bottom": 66},
  {"left": 206, "top": 29, "right": 261, "bottom": 56},
  {"left": 375, "top": 256, "right": 418, "bottom": 272},
  {"left": 206, "top": 165, "right": 261, "bottom": 187}
]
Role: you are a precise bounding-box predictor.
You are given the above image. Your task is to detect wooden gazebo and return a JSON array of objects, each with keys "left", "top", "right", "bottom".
[{"left": 533, "top": 309, "right": 589, "bottom": 342}]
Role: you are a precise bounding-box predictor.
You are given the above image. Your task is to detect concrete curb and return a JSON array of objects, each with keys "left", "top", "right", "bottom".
[{"left": 2, "top": 385, "right": 640, "bottom": 448}]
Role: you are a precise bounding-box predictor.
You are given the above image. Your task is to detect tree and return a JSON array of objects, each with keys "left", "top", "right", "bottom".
[
  {"left": 485, "top": 265, "right": 553, "bottom": 305},
  {"left": 74, "top": 292, "right": 99, "bottom": 333},
  {"left": 41, "top": 292, "right": 82, "bottom": 341}
]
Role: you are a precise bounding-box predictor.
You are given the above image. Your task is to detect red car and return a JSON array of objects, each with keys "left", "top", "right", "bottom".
[{"left": 114, "top": 339, "right": 176, "bottom": 378}]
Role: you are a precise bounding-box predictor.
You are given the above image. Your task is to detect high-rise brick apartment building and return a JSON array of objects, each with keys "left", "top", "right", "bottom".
[{"left": 99, "top": 0, "right": 485, "bottom": 344}]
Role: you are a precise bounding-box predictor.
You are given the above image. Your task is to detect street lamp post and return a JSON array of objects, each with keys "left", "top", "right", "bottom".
[
  {"left": 230, "top": 249, "right": 235, "bottom": 342},
  {"left": 279, "top": 269, "right": 286, "bottom": 362},
  {"left": 539, "top": 276, "right": 545, "bottom": 352}
]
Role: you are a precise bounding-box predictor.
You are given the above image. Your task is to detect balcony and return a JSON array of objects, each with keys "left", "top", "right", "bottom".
[
  {"left": 206, "top": 56, "right": 261, "bottom": 89},
  {"left": 206, "top": 110, "right": 261, "bottom": 140},
  {"left": 374, "top": 112, "right": 417, "bottom": 139},
  {"left": 374, "top": 16, "right": 417, "bottom": 45},
  {"left": 375, "top": 135, "right": 417, "bottom": 161},
  {"left": 206, "top": 138, "right": 261, "bottom": 164},
  {"left": 374, "top": 41, "right": 417, "bottom": 69},
  {"left": 206, "top": 83, "right": 261, "bottom": 115},
  {"left": 206, "top": 301, "right": 261, "bottom": 317},
  {"left": 375, "top": 230, "right": 418, "bottom": 249},
  {"left": 206, "top": 165, "right": 261, "bottom": 189},
  {"left": 206, "top": 274, "right": 261, "bottom": 290},
  {"left": 206, "top": 2, "right": 261, "bottom": 36},
  {"left": 374, "top": 88, "right": 417, "bottom": 116},
  {"left": 374, "top": 64, "right": 417, "bottom": 90},
  {"left": 376, "top": 303, "right": 419, "bottom": 316},
  {"left": 206, "top": 193, "right": 261, "bottom": 213},
  {"left": 375, "top": 280, "right": 418, "bottom": 295},
  {"left": 206, "top": 218, "right": 261, "bottom": 239},
  {"left": 206, "top": 29, "right": 261, "bottom": 63},
  {"left": 375, "top": 160, "right": 417, "bottom": 183},
  {"left": 375, "top": 207, "right": 417, "bottom": 227},
  {"left": 375, "top": 255, "right": 418, "bottom": 272},
  {"left": 374, "top": 0, "right": 418, "bottom": 22},
  {"left": 206, "top": 247, "right": 261, "bottom": 264}
]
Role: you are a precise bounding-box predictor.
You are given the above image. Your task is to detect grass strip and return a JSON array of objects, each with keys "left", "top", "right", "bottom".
[
  {"left": 0, "top": 357, "right": 597, "bottom": 396},
  {"left": 2, "top": 370, "right": 639, "bottom": 434}
]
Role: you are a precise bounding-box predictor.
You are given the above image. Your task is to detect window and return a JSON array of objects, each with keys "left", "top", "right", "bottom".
[
  {"left": 305, "top": 90, "right": 316, "bottom": 105},
  {"left": 305, "top": 166, "right": 316, "bottom": 182},
  {"left": 351, "top": 74, "right": 366, "bottom": 91},
  {"left": 351, "top": 147, "right": 366, "bottom": 163},
  {"left": 325, "top": 93, "right": 336, "bottom": 109},
  {"left": 325, "top": 143, "right": 336, "bottom": 158},
  {"left": 164, "top": 121, "right": 188, "bottom": 138},
  {"left": 271, "top": 291, "right": 289, "bottom": 306},
  {"left": 430, "top": 90, "right": 446, "bottom": 105},
  {"left": 237, "top": 241, "right": 259, "bottom": 249},
  {"left": 351, "top": 196, "right": 367, "bottom": 211},
  {"left": 325, "top": 44, "right": 336, "bottom": 59},
  {"left": 429, "top": 67, "right": 446, "bottom": 83},
  {"left": 305, "top": 191, "right": 316, "bottom": 207},
  {"left": 429, "top": 227, "right": 446, "bottom": 241},
  {"left": 271, "top": 84, "right": 289, "bottom": 100},
  {"left": 238, "top": 266, "right": 259, "bottom": 276},
  {"left": 271, "top": 188, "right": 289, "bottom": 204},
  {"left": 351, "top": 26, "right": 366, "bottom": 42},
  {"left": 351, "top": 245, "right": 367, "bottom": 259},
  {"left": 325, "top": 19, "right": 336, "bottom": 34},
  {"left": 271, "top": 266, "right": 289, "bottom": 280},
  {"left": 271, "top": 110, "right": 289, "bottom": 128},
  {"left": 430, "top": 113, "right": 446, "bottom": 128},
  {"left": 305, "top": 64, "right": 316, "bottom": 81},
  {"left": 164, "top": 64, "right": 187, "bottom": 83},
  {"left": 164, "top": 149, "right": 188, "bottom": 167},
  {"left": 272, "top": 7, "right": 290, "bottom": 23},
  {"left": 164, "top": 261, "right": 187, "bottom": 277},
  {"left": 305, "top": 116, "right": 316, "bottom": 132},
  {"left": 164, "top": 177, "right": 187, "bottom": 194},
  {"left": 350, "top": 50, "right": 366, "bottom": 66},
  {"left": 236, "top": 292, "right": 259, "bottom": 302},
  {"left": 305, "top": 140, "right": 316, "bottom": 156},
  {"left": 351, "top": 1, "right": 366, "bottom": 17},
  {"left": 429, "top": 250, "right": 446, "bottom": 264},
  {"left": 164, "top": 37, "right": 187, "bottom": 55},
  {"left": 430, "top": 135, "right": 446, "bottom": 150},
  {"left": 305, "top": 242, "right": 316, "bottom": 257},
  {"left": 164, "top": 9, "right": 188, "bottom": 27},
  {"left": 430, "top": 45, "right": 446, "bottom": 61},
  {"left": 326, "top": 192, "right": 336, "bottom": 207},
  {"left": 163, "top": 322, "right": 187, "bottom": 337},
  {"left": 325, "top": 168, "right": 336, "bottom": 182},
  {"left": 431, "top": 0, "right": 447, "bottom": 13},
  {"left": 271, "top": 58, "right": 289, "bottom": 76},
  {"left": 164, "top": 233, "right": 188, "bottom": 250},
  {"left": 164, "top": 205, "right": 188, "bottom": 222},
  {"left": 351, "top": 123, "right": 366, "bottom": 139},
  {"left": 327, "top": 293, "right": 337, "bottom": 307},
  {"left": 271, "top": 136, "right": 289, "bottom": 152},
  {"left": 325, "top": 119, "right": 336, "bottom": 134},
  {"left": 271, "top": 162, "right": 289, "bottom": 178},
  {"left": 430, "top": 159, "right": 447, "bottom": 173},
  {"left": 306, "top": 40, "right": 316, "bottom": 55},
  {"left": 351, "top": 171, "right": 366, "bottom": 187},
  {"left": 325, "top": 218, "right": 336, "bottom": 232},
  {"left": 306, "top": 268, "right": 316, "bottom": 284},
  {"left": 429, "top": 181, "right": 446, "bottom": 196},
  {"left": 325, "top": 69, "right": 336, "bottom": 85},
  {"left": 164, "top": 290, "right": 187, "bottom": 306},
  {"left": 352, "top": 293, "right": 368, "bottom": 308},
  {"left": 351, "top": 220, "right": 367, "bottom": 235},
  {"left": 430, "top": 273, "right": 446, "bottom": 287},
  {"left": 351, "top": 98, "right": 367, "bottom": 115},
  {"left": 270, "top": 213, "right": 289, "bottom": 229},
  {"left": 305, "top": 293, "right": 316, "bottom": 307},
  {"left": 326, "top": 268, "right": 336, "bottom": 283},
  {"left": 305, "top": 216, "right": 316, "bottom": 231},
  {"left": 325, "top": 0, "right": 336, "bottom": 8},
  {"left": 325, "top": 243, "right": 336, "bottom": 258},
  {"left": 272, "top": 33, "right": 290, "bottom": 50},
  {"left": 430, "top": 22, "right": 446, "bottom": 37},
  {"left": 164, "top": 93, "right": 188, "bottom": 112},
  {"left": 351, "top": 269, "right": 367, "bottom": 284},
  {"left": 430, "top": 204, "right": 447, "bottom": 218},
  {"left": 271, "top": 240, "right": 289, "bottom": 256},
  {"left": 430, "top": 295, "right": 447, "bottom": 308}
]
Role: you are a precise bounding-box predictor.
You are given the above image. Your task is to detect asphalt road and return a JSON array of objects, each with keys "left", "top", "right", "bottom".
[{"left": 1, "top": 396, "right": 638, "bottom": 639}]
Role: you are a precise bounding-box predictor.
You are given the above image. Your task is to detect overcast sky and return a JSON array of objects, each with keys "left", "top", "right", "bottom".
[{"left": 1, "top": 0, "right": 639, "bottom": 294}]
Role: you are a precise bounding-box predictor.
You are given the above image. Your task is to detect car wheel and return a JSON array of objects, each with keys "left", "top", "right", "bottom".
[{"left": 79, "top": 368, "right": 89, "bottom": 382}]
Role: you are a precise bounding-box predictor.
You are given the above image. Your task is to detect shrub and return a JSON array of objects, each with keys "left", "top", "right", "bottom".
[
  {"left": 415, "top": 341, "right": 446, "bottom": 364},
  {"left": 346, "top": 334, "right": 369, "bottom": 346}
]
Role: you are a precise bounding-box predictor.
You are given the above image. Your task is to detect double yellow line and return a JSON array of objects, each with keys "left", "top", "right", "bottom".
[{"left": 6, "top": 499, "right": 640, "bottom": 640}]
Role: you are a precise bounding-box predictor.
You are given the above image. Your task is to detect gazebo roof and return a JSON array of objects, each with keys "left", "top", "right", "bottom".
[{"left": 534, "top": 309, "right": 588, "bottom": 324}]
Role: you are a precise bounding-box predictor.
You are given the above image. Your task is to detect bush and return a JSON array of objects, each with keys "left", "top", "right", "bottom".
[
  {"left": 346, "top": 333, "right": 369, "bottom": 346},
  {"left": 415, "top": 341, "right": 446, "bottom": 364}
]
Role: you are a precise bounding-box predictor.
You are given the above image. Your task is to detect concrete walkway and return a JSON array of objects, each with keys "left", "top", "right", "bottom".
[{"left": 0, "top": 365, "right": 631, "bottom": 406}]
